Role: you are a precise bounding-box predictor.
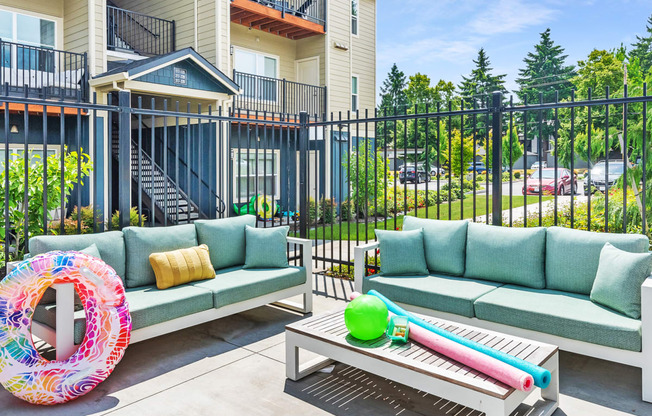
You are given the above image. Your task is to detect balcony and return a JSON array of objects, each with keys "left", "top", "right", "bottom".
[
  {"left": 107, "top": 6, "right": 176, "bottom": 57},
  {"left": 230, "top": 0, "right": 326, "bottom": 40},
  {"left": 0, "top": 39, "right": 88, "bottom": 102},
  {"left": 232, "top": 70, "right": 326, "bottom": 119}
]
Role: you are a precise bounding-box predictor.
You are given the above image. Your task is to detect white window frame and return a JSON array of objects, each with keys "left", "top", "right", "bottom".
[
  {"left": 233, "top": 46, "right": 281, "bottom": 103},
  {"left": 233, "top": 149, "right": 281, "bottom": 200},
  {"left": 351, "top": 75, "right": 359, "bottom": 112},
  {"left": 351, "top": 0, "right": 359, "bottom": 36},
  {"left": 0, "top": 143, "right": 61, "bottom": 168},
  {"left": 0, "top": 7, "right": 60, "bottom": 48}
]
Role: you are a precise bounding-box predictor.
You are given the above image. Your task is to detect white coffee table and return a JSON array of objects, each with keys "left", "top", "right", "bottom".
[{"left": 285, "top": 309, "right": 559, "bottom": 416}]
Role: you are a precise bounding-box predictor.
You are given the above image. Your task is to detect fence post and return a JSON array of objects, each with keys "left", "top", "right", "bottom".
[
  {"left": 118, "top": 90, "right": 132, "bottom": 229},
  {"left": 490, "top": 91, "right": 503, "bottom": 226},
  {"left": 299, "top": 111, "right": 309, "bottom": 238}
]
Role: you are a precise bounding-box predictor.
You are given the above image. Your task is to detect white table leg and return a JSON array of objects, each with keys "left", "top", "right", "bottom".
[
  {"left": 286, "top": 332, "right": 300, "bottom": 380},
  {"left": 541, "top": 353, "right": 560, "bottom": 403}
]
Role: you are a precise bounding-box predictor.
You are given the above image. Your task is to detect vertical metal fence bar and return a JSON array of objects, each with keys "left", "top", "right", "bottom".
[
  {"left": 76, "top": 107, "right": 82, "bottom": 233},
  {"left": 137, "top": 97, "right": 143, "bottom": 227},
  {"left": 643, "top": 83, "right": 648, "bottom": 235},
  {"left": 447, "top": 101, "right": 452, "bottom": 219},
  {"left": 163, "top": 100, "right": 169, "bottom": 226},
  {"left": 587, "top": 89, "right": 592, "bottom": 230},
  {"left": 151, "top": 98, "right": 156, "bottom": 227},
  {"left": 522, "top": 97, "right": 528, "bottom": 227},
  {"left": 554, "top": 91, "right": 560, "bottom": 226},
  {"left": 42, "top": 104, "right": 48, "bottom": 234},
  {"left": 60, "top": 106, "right": 65, "bottom": 234},
  {"left": 472, "top": 100, "right": 477, "bottom": 221},
  {"left": 538, "top": 92, "right": 543, "bottom": 227},
  {"left": 4, "top": 99, "right": 10, "bottom": 271},
  {"left": 175, "top": 102, "right": 180, "bottom": 224},
  {"left": 491, "top": 92, "right": 503, "bottom": 226},
  {"left": 460, "top": 101, "right": 464, "bottom": 221},
  {"left": 23, "top": 100, "right": 29, "bottom": 246},
  {"left": 436, "top": 103, "right": 440, "bottom": 220},
  {"left": 424, "top": 105, "right": 430, "bottom": 219},
  {"left": 569, "top": 91, "right": 575, "bottom": 228},
  {"left": 508, "top": 97, "right": 513, "bottom": 226},
  {"left": 197, "top": 104, "right": 202, "bottom": 221},
  {"left": 187, "top": 103, "right": 192, "bottom": 223},
  {"left": 605, "top": 86, "right": 610, "bottom": 232},
  {"left": 623, "top": 84, "right": 628, "bottom": 234}
]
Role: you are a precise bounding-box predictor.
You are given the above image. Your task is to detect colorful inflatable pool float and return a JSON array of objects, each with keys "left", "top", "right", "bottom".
[
  {"left": 0, "top": 251, "right": 131, "bottom": 405},
  {"left": 255, "top": 194, "right": 278, "bottom": 218}
]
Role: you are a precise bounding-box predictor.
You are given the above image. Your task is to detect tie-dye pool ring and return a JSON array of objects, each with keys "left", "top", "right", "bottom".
[{"left": 0, "top": 251, "right": 131, "bottom": 405}]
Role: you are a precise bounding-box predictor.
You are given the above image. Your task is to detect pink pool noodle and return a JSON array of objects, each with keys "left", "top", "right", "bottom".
[{"left": 350, "top": 292, "right": 533, "bottom": 392}]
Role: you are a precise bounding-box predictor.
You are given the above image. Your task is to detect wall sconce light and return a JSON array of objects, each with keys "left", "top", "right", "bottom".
[
  {"left": 230, "top": 45, "right": 234, "bottom": 55},
  {"left": 10, "top": 125, "right": 18, "bottom": 134}
]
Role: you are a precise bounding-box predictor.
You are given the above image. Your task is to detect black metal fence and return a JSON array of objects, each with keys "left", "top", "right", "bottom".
[
  {"left": 0, "top": 40, "right": 88, "bottom": 101},
  {"left": 2, "top": 85, "right": 652, "bottom": 278},
  {"left": 107, "top": 6, "right": 176, "bottom": 57},
  {"left": 233, "top": 70, "right": 326, "bottom": 120}
]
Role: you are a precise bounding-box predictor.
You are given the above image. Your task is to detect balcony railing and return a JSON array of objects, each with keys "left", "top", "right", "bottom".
[
  {"left": 233, "top": 70, "right": 326, "bottom": 119},
  {"left": 250, "top": 0, "right": 326, "bottom": 27},
  {"left": 107, "top": 6, "right": 176, "bottom": 57},
  {"left": 0, "top": 39, "right": 88, "bottom": 101}
]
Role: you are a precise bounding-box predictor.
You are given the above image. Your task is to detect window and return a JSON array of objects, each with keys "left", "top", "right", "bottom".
[
  {"left": 0, "top": 9, "right": 56, "bottom": 72},
  {"left": 234, "top": 150, "right": 280, "bottom": 200},
  {"left": 351, "top": 76, "right": 359, "bottom": 111},
  {"left": 0, "top": 145, "right": 60, "bottom": 169},
  {"left": 234, "top": 48, "right": 278, "bottom": 101},
  {"left": 351, "top": 0, "right": 359, "bottom": 35}
]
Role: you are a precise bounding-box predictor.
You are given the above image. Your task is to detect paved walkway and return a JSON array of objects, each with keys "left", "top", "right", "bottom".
[{"left": 1, "top": 275, "right": 650, "bottom": 415}]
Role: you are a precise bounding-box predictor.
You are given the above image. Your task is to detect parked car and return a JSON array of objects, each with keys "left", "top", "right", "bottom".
[
  {"left": 522, "top": 168, "right": 577, "bottom": 195},
  {"left": 399, "top": 164, "right": 430, "bottom": 184},
  {"left": 583, "top": 160, "right": 626, "bottom": 195},
  {"left": 467, "top": 162, "right": 490, "bottom": 174},
  {"left": 530, "top": 160, "right": 548, "bottom": 170}
]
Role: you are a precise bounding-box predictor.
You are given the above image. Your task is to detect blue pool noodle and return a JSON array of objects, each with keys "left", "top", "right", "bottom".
[{"left": 367, "top": 290, "right": 551, "bottom": 389}]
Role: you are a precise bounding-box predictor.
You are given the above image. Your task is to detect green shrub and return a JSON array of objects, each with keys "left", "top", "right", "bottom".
[
  {"left": 340, "top": 199, "right": 354, "bottom": 221},
  {"left": 514, "top": 171, "right": 521, "bottom": 179},
  {"left": 319, "top": 197, "right": 336, "bottom": 224},
  {"left": 308, "top": 197, "right": 320, "bottom": 224},
  {"left": 108, "top": 207, "right": 145, "bottom": 230}
]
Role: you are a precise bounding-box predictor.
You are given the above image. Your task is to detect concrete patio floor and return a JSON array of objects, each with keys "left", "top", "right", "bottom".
[{"left": 1, "top": 274, "right": 651, "bottom": 416}]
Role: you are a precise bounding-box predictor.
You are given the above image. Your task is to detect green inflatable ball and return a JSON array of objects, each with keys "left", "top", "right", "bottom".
[{"left": 344, "top": 295, "right": 389, "bottom": 340}]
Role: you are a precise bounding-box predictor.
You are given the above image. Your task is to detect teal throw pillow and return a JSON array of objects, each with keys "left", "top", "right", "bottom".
[
  {"left": 195, "top": 215, "right": 257, "bottom": 270},
  {"left": 375, "top": 229, "right": 428, "bottom": 276},
  {"left": 79, "top": 243, "right": 102, "bottom": 259},
  {"left": 244, "top": 225, "right": 289, "bottom": 269},
  {"left": 590, "top": 242, "right": 652, "bottom": 319}
]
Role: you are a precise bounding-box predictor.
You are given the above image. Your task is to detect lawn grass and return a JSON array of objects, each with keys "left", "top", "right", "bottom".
[{"left": 306, "top": 195, "right": 550, "bottom": 241}]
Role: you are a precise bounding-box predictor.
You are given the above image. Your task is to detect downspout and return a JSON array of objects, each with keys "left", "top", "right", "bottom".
[{"left": 194, "top": 0, "right": 199, "bottom": 50}]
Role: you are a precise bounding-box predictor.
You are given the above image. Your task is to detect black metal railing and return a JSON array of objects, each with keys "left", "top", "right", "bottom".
[
  {"left": 107, "top": 6, "right": 176, "bottom": 57},
  {"left": 3, "top": 82, "right": 652, "bottom": 280},
  {"left": 250, "top": 0, "right": 326, "bottom": 27},
  {"left": 0, "top": 39, "right": 88, "bottom": 101},
  {"left": 233, "top": 70, "right": 326, "bottom": 119}
]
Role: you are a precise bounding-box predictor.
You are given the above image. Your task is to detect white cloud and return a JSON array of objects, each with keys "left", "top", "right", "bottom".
[{"left": 467, "top": 0, "right": 558, "bottom": 35}]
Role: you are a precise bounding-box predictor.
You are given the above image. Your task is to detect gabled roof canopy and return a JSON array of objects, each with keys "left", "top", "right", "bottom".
[{"left": 91, "top": 48, "right": 241, "bottom": 96}]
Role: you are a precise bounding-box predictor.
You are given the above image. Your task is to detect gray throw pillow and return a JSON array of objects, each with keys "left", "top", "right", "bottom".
[
  {"left": 590, "top": 242, "right": 652, "bottom": 319},
  {"left": 244, "top": 225, "right": 289, "bottom": 269},
  {"left": 375, "top": 229, "right": 428, "bottom": 276}
]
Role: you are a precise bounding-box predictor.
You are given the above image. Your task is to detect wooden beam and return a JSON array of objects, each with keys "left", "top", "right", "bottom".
[
  {"left": 229, "top": 0, "right": 325, "bottom": 34},
  {"left": 250, "top": 17, "right": 275, "bottom": 28},
  {"left": 230, "top": 9, "right": 250, "bottom": 20},
  {"left": 292, "top": 31, "right": 321, "bottom": 40},
  {"left": 240, "top": 13, "right": 266, "bottom": 25}
]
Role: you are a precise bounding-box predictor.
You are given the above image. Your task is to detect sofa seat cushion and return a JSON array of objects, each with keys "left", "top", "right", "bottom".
[
  {"left": 190, "top": 266, "right": 306, "bottom": 308},
  {"left": 402, "top": 217, "right": 468, "bottom": 276},
  {"left": 33, "top": 285, "right": 214, "bottom": 344},
  {"left": 362, "top": 273, "right": 503, "bottom": 318},
  {"left": 465, "top": 223, "right": 547, "bottom": 289},
  {"left": 28, "top": 231, "right": 126, "bottom": 283},
  {"left": 474, "top": 285, "right": 642, "bottom": 351},
  {"left": 545, "top": 226, "right": 649, "bottom": 295},
  {"left": 123, "top": 224, "right": 198, "bottom": 288}
]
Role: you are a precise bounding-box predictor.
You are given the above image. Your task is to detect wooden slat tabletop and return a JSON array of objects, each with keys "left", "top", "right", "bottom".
[{"left": 286, "top": 309, "right": 558, "bottom": 400}]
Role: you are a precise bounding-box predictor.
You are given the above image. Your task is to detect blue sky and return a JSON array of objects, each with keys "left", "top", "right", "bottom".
[{"left": 377, "top": 0, "right": 652, "bottom": 98}]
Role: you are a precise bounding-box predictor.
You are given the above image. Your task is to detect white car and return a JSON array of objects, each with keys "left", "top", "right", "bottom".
[{"left": 531, "top": 161, "right": 548, "bottom": 170}]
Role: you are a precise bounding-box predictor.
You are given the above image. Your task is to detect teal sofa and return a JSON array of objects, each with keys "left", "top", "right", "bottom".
[
  {"left": 26, "top": 215, "right": 312, "bottom": 358},
  {"left": 353, "top": 218, "right": 652, "bottom": 402}
]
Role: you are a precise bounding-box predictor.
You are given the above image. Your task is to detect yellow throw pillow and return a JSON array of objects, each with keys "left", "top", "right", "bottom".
[{"left": 149, "top": 244, "right": 215, "bottom": 290}]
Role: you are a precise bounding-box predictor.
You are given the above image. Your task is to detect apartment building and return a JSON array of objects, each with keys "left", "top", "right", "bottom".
[{"left": 0, "top": 0, "right": 376, "bottom": 221}]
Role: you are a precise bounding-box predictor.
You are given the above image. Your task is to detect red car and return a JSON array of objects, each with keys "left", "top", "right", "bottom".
[{"left": 522, "top": 168, "right": 577, "bottom": 195}]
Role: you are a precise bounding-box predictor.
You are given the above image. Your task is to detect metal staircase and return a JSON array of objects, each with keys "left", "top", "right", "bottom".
[{"left": 112, "top": 138, "right": 202, "bottom": 224}]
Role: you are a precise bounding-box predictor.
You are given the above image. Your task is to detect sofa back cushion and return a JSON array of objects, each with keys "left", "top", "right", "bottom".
[
  {"left": 28, "top": 231, "right": 126, "bottom": 283},
  {"left": 464, "top": 223, "right": 546, "bottom": 288},
  {"left": 195, "top": 215, "right": 256, "bottom": 270},
  {"left": 123, "top": 224, "right": 198, "bottom": 288},
  {"left": 402, "top": 216, "right": 467, "bottom": 276},
  {"left": 546, "top": 226, "right": 649, "bottom": 295}
]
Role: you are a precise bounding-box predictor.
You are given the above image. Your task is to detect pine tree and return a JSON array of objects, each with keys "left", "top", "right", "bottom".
[
  {"left": 378, "top": 63, "right": 408, "bottom": 112},
  {"left": 630, "top": 15, "right": 652, "bottom": 74},
  {"left": 516, "top": 28, "right": 575, "bottom": 104},
  {"left": 458, "top": 48, "right": 507, "bottom": 107},
  {"left": 457, "top": 49, "right": 506, "bottom": 145}
]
